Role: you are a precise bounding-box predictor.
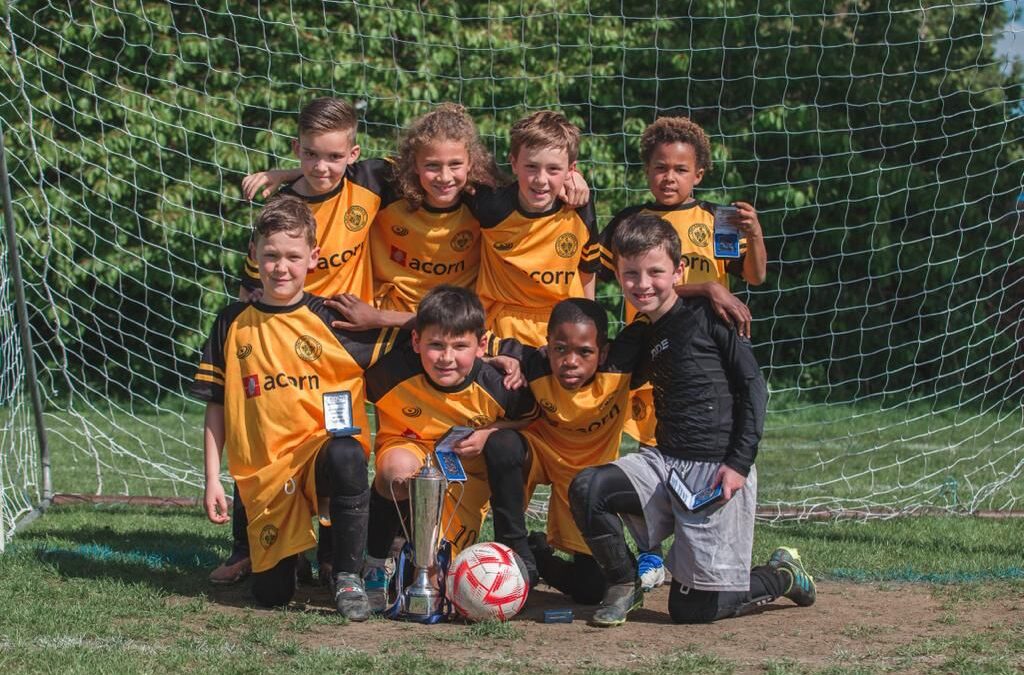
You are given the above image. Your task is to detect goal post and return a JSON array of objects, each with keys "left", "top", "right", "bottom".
[{"left": 1, "top": 2, "right": 1022, "bottom": 543}]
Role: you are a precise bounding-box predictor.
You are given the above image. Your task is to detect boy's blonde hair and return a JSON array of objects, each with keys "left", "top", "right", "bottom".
[
  {"left": 640, "top": 116, "right": 712, "bottom": 173},
  {"left": 297, "top": 97, "right": 358, "bottom": 143},
  {"left": 395, "top": 103, "right": 501, "bottom": 210},
  {"left": 509, "top": 110, "right": 580, "bottom": 164},
  {"left": 254, "top": 195, "right": 317, "bottom": 248}
]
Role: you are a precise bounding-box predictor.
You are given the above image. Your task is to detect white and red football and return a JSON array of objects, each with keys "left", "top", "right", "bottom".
[{"left": 447, "top": 542, "right": 529, "bottom": 622}]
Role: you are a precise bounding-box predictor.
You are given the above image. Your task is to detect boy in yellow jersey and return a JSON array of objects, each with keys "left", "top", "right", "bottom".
[
  {"left": 238, "top": 97, "right": 392, "bottom": 303},
  {"left": 598, "top": 116, "right": 768, "bottom": 590},
  {"left": 486, "top": 298, "right": 648, "bottom": 604},
  {"left": 361, "top": 285, "right": 535, "bottom": 611},
  {"left": 211, "top": 97, "right": 393, "bottom": 586},
  {"left": 192, "top": 196, "right": 392, "bottom": 619},
  {"left": 471, "top": 111, "right": 604, "bottom": 346}
]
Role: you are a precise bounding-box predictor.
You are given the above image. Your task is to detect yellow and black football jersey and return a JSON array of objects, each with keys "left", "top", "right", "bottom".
[
  {"left": 370, "top": 195, "right": 481, "bottom": 312},
  {"left": 365, "top": 339, "right": 535, "bottom": 552},
  {"left": 514, "top": 323, "right": 647, "bottom": 553},
  {"left": 239, "top": 158, "right": 393, "bottom": 301},
  {"left": 190, "top": 293, "right": 393, "bottom": 572},
  {"left": 469, "top": 184, "right": 603, "bottom": 342},
  {"left": 600, "top": 199, "right": 748, "bottom": 445},
  {"left": 365, "top": 340, "right": 535, "bottom": 447}
]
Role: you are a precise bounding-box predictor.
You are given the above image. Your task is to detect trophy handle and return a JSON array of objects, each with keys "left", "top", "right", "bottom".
[
  {"left": 390, "top": 479, "right": 414, "bottom": 547},
  {"left": 442, "top": 480, "right": 464, "bottom": 541}
]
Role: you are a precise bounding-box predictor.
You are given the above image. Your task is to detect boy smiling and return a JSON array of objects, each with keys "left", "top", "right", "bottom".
[{"left": 571, "top": 213, "right": 814, "bottom": 627}]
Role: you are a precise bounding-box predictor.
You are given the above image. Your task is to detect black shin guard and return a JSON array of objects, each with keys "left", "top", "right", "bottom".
[
  {"left": 483, "top": 429, "right": 537, "bottom": 583},
  {"left": 669, "top": 565, "right": 787, "bottom": 623},
  {"left": 584, "top": 533, "right": 636, "bottom": 586},
  {"left": 230, "top": 483, "right": 250, "bottom": 558},
  {"left": 482, "top": 429, "right": 529, "bottom": 547},
  {"left": 329, "top": 489, "right": 370, "bottom": 575},
  {"left": 366, "top": 488, "right": 407, "bottom": 559}
]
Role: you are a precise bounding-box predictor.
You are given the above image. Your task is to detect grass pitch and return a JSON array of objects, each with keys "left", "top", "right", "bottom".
[{"left": 2, "top": 505, "right": 1023, "bottom": 673}]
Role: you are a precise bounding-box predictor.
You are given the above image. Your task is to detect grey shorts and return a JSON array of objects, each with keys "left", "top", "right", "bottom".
[{"left": 613, "top": 445, "right": 756, "bottom": 592}]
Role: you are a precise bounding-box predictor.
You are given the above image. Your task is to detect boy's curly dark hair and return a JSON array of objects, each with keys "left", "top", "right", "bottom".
[{"left": 640, "top": 116, "right": 712, "bottom": 173}]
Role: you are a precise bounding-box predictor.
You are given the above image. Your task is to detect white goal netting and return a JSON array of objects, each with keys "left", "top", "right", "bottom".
[{"left": 1, "top": 2, "right": 1023, "bottom": 542}]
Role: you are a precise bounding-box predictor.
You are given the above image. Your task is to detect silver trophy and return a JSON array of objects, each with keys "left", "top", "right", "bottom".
[{"left": 400, "top": 453, "right": 446, "bottom": 619}]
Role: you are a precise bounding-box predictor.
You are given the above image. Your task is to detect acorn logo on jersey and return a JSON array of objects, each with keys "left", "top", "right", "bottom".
[
  {"left": 295, "top": 336, "right": 323, "bottom": 362},
  {"left": 236, "top": 344, "right": 252, "bottom": 360},
  {"left": 392, "top": 224, "right": 409, "bottom": 236},
  {"left": 260, "top": 524, "right": 278, "bottom": 549},
  {"left": 402, "top": 406, "right": 422, "bottom": 417},
  {"left": 390, "top": 246, "right": 465, "bottom": 276},
  {"left": 554, "top": 232, "right": 579, "bottom": 258},
  {"left": 344, "top": 205, "right": 369, "bottom": 231},
  {"left": 688, "top": 223, "right": 711, "bottom": 247},
  {"left": 317, "top": 241, "right": 364, "bottom": 271},
  {"left": 450, "top": 230, "right": 474, "bottom": 252},
  {"left": 493, "top": 241, "right": 514, "bottom": 251},
  {"left": 540, "top": 399, "right": 558, "bottom": 414}
]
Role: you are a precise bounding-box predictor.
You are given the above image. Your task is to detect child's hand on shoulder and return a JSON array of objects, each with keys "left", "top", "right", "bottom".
[
  {"left": 326, "top": 294, "right": 383, "bottom": 331},
  {"left": 730, "top": 201, "right": 762, "bottom": 240},
  {"left": 559, "top": 168, "right": 590, "bottom": 208},
  {"left": 713, "top": 464, "right": 747, "bottom": 501},
  {"left": 704, "top": 283, "right": 753, "bottom": 339},
  {"left": 241, "top": 169, "right": 293, "bottom": 201},
  {"left": 484, "top": 355, "right": 526, "bottom": 390}
]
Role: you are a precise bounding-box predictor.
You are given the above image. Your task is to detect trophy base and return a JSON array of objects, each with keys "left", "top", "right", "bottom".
[{"left": 402, "top": 588, "right": 444, "bottom": 618}]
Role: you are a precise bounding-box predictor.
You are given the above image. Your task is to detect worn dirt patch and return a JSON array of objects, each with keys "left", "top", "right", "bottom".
[{"left": 203, "top": 579, "right": 1024, "bottom": 673}]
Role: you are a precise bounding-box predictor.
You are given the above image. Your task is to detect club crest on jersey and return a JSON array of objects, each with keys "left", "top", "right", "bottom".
[
  {"left": 493, "top": 241, "right": 514, "bottom": 251},
  {"left": 467, "top": 415, "right": 491, "bottom": 428},
  {"left": 631, "top": 395, "right": 648, "bottom": 421},
  {"left": 402, "top": 406, "right": 422, "bottom": 417},
  {"left": 259, "top": 524, "right": 278, "bottom": 549},
  {"left": 236, "top": 344, "right": 252, "bottom": 360},
  {"left": 242, "top": 374, "right": 261, "bottom": 399},
  {"left": 390, "top": 246, "right": 408, "bottom": 266},
  {"left": 295, "top": 335, "right": 323, "bottom": 362},
  {"left": 392, "top": 224, "right": 409, "bottom": 236},
  {"left": 344, "top": 205, "right": 369, "bottom": 231},
  {"left": 554, "top": 232, "right": 579, "bottom": 258},
  {"left": 688, "top": 223, "right": 711, "bottom": 247},
  {"left": 540, "top": 399, "right": 557, "bottom": 414},
  {"left": 450, "top": 229, "right": 474, "bottom": 252}
]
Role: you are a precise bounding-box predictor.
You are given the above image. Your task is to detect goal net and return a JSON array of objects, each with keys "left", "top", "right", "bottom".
[{"left": 1, "top": 2, "right": 1022, "bottom": 541}]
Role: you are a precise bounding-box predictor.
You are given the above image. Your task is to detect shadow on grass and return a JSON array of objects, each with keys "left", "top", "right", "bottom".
[{"left": 16, "top": 522, "right": 254, "bottom": 605}]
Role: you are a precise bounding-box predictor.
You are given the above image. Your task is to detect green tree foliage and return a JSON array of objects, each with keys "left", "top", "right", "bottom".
[{"left": 0, "top": 1, "right": 1020, "bottom": 404}]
